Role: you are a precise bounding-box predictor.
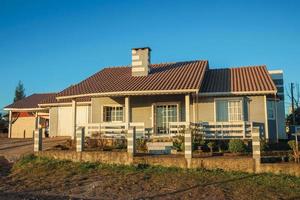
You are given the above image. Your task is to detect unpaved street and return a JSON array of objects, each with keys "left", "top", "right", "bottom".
[{"left": 0, "top": 137, "right": 68, "bottom": 161}]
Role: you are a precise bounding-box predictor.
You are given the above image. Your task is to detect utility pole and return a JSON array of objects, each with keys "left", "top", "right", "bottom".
[{"left": 291, "top": 83, "right": 296, "bottom": 125}]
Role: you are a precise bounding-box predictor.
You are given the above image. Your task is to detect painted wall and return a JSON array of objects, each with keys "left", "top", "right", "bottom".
[
  {"left": 11, "top": 116, "right": 36, "bottom": 138},
  {"left": 91, "top": 95, "right": 186, "bottom": 129},
  {"left": 49, "top": 107, "right": 58, "bottom": 137},
  {"left": 49, "top": 105, "right": 90, "bottom": 137}
]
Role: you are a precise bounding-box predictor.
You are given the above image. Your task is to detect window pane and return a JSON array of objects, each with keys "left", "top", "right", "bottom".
[
  {"left": 103, "top": 106, "right": 124, "bottom": 122},
  {"left": 228, "top": 101, "right": 242, "bottom": 121},
  {"left": 216, "top": 100, "right": 228, "bottom": 122}
]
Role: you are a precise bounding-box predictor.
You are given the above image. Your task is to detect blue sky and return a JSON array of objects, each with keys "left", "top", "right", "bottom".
[{"left": 0, "top": 0, "right": 299, "bottom": 111}]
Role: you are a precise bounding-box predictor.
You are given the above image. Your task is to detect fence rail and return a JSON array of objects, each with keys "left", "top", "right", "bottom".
[
  {"left": 77, "top": 122, "right": 145, "bottom": 138},
  {"left": 78, "top": 121, "right": 260, "bottom": 139}
]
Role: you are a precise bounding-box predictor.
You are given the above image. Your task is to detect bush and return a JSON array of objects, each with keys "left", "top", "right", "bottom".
[
  {"left": 173, "top": 136, "right": 184, "bottom": 151},
  {"left": 207, "top": 141, "right": 215, "bottom": 153},
  {"left": 260, "top": 138, "right": 269, "bottom": 152},
  {"left": 288, "top": 140, "right": 297, "bottom": 150},
  {"left": 228, "top": 139, "right": 246, "bottom": 153}
]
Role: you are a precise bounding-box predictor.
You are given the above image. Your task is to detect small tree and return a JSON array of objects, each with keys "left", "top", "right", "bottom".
[
  {"left": 229, "top": 139, "right": 246, "bottom": 153},
  {"left": 207, "top": 141, "right": 215, "bottom": 155},
  {"left": 14, "top": 81, "right": 26, "bottom": 102}
]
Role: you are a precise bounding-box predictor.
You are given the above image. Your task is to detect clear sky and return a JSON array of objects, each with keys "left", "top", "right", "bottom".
[{"left": 0, "top": 0, "right": 299, "bottom": 111}]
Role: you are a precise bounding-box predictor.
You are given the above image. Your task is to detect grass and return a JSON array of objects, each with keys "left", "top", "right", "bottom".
[{"left": 4, "top": 154, "right": 300, "bottom": 199}]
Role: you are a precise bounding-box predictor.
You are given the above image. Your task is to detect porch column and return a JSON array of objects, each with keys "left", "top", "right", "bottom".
[
  {"left": 34, "top": 128, "right": 42, "bottom": 152},
  {"left": 8, "top": 110, "right": 12, "bottom": 138},
  {"left": 127, "top": 126, "right": 136, "bottom": 156},
  {"left": 125, "top": 96, "right": 130, "bottom": 127},
  {"left": 185, "top": 94, "right": 190, "bottom": 124},
  {"left": 76, "top": 127, "right": 85, "bottom": 152},
  {"left": 185, "top": 128, "right": 192, "bottom": 168},
  {"left": 72, "top": 99, "right": 77, "bottom": 140},
  {"left": 252, "top": 127, "right": 261, "bottom": 172}
]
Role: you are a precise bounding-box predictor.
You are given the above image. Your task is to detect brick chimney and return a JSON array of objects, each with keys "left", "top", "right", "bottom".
[{"left": 131, "top": 47, "right": 151, "bottom": 76}]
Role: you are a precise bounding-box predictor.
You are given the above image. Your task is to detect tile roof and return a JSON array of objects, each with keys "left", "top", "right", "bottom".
[
  {"left": 57, "top": 60, "right": 208, "bottom": 98},
  {"left": 5, "top": 93, "right": 56, "bottom": 109},
  {"left": 200, "top": 66, "right": 277, "bottom": 94},
  {"left": 40, "top": 94, "right": 91, "bottom": 105}
]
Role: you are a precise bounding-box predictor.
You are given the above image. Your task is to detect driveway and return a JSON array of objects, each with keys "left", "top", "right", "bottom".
[{"left": 0, "top": 137, "right": 69, "bottom": 162}]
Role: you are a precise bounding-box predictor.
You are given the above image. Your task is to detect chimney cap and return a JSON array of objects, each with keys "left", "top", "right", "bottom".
[{"left": 132, "top": 47, "right": 151, "bottom": 51}]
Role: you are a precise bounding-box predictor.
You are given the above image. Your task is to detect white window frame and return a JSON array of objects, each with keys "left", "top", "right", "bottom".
[
  {"left": 152, "top": 102, "right": 180, "bottom": 133},
  {"left": 101, "top": 104, "right": 124, "bottom": 123},
  {"left": 214, "top": 97, "right": 244, "bottom": 122}
]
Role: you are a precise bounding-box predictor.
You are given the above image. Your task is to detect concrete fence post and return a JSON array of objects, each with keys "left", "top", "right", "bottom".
[
  {"left": 252, "top": 127, "right": 261, "bottom": 172},
  {"left": 127, "top": 126, "right": 136, "bottom": 156},
  {"left": 76, "top": 127, "right": 85, "bottom": 152},
  {"left": 34, "top": 128, "right": 42, "bottom": 152},
  {"left": 185, "top": 128, "right": 192, "bottom": 168}
]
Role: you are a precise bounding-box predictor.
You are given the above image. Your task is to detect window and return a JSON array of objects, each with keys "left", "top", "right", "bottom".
[
  {"left": 267, "top": 101, "right": 275, "bottom": 120},
  {"left": 216, "top": 99, "right": 243, "bottom": 122},
  {"left": 103, "top": 106, "right": 124, "bottom": 122},
  {"left": 155, "top": 104, "right": 178, "bottom": 134}
]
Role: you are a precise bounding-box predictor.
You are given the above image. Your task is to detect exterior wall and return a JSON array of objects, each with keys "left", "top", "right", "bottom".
[
  {"left": 195, "top": 95, "right": 268, "bottom": 137},
  {"left": 248, "top": 96, "right": 266, "bottom": 124},
  {"left": 49, "top": 105, "right": 91, "bottom": 137},
  {"left": 195, "top": 97, "right": 215, "bottom": 122},
  {"left": 91, "top": 97, "right": 124, "bottom": 123},
  {"left": 91, "top": 95, "right": 186, "bottom": 129},
  {"left": 276, "top": 100, "right": 286, "bottom": 139},
  {"left": 11, "top": 116, "right": 36, "bottom": 138},
  {"left": 49, "top": 107, "right": 58, "bottom": 137}
]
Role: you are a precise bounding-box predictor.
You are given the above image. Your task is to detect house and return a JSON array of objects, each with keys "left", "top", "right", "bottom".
[
  {"left": 5, "top": 47, "right": 286, "bottom": 141},
  {"left": 4, "top": 93, "right": 55, "bottom": 138}
]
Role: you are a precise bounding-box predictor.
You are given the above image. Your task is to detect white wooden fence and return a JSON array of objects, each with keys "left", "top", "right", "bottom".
[
  {"left": 77, "top": 122, "right": 145, "bottom": 138},
  {"left": 78, "top": 121, "right": 258, "bottom": 139}
]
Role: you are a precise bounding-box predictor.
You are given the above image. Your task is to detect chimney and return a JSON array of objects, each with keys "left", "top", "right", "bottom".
[{"left": 131, "top": 47, "right": 151, "bottom": 76}]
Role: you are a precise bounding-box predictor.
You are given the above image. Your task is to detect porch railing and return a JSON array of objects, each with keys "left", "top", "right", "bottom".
[
  {"left": 77, "top": 122, "right": 145, "bottom": 138},
  {"left": 78, "top": 121, "right": 261, "bottom": 139},
  {"left": 170, "top": 121, "right": 254, "bottom": 139}
]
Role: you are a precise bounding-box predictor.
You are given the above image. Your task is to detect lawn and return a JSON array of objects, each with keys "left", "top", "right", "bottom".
[{"left": 0, "top": 155, "right": 300, "bottom": 200}]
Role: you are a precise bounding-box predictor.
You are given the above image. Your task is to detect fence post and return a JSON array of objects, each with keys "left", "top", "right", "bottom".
[
  {"left": 127, "top": 126, "right": 136, "bottom": 156},
  {"left": 185, "top": 128, "right": 192, "bottom": 168},
  {"left": 34, "top": 128, "right": 42, "bottom": 152},
  {"left": 252, "top": 127, "right": 261, "bottom": 172},
  {"left": 76, "top": 127, "right": 85, "bottom": 152}
]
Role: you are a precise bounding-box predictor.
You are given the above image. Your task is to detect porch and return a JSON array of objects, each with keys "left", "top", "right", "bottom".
[{"left": 76, "top": 120, "right": 263, "bottom": 140}]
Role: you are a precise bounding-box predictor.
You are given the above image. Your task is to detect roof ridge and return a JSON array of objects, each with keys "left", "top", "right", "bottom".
[{"left": 209, "top": 65, "right": 267, "bottom": 71}]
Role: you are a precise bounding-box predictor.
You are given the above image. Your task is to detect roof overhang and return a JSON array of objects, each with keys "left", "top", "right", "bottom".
[
  {"left": 38, "top": 101, "right": 92, "bottom": 107},
  {"left": 56, "top": 89, "right": 199, "bottom": 100},
  {"left": 199, "top": 90, "right": 277, "bottom": 97},
  {"left": 3, "top": 107, "right": 49, "bottom": 112}
]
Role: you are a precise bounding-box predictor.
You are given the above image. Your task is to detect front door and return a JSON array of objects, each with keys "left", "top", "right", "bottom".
[{"left": 156, "top": 104, "right": 178, "bottom": 134}]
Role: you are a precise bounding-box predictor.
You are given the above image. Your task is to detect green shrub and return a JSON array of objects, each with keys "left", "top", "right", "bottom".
[
  {"left": 288, "top": 140, "right": 296, "bottom": 150},
  {"left": 207, "top": 141, "right": 215, "bottom": 153},
  {"left": 228, "top": 139, "right": 246, "bottom": 153},
  {"left": 136, "top": 138, "right": 148, "bottom": 152},
  {"left": 260, "top": 138, "right": 269, "bottom": 151},
  {"left": 173, "top": 136, "right": 184, "bottom": 151}
]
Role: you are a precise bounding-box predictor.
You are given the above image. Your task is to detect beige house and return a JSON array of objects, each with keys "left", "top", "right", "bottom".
[
  {"left": 5, "top": 47, "right": 286, "bottom": 141},
  {"left": 4, "top": 93, "right": 55, "bottom": 138}
]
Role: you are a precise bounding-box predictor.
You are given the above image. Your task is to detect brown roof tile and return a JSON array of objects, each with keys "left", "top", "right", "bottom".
[
  {"left": 5, "top": 93, "right": 56, "bottom": 109},
  {"left": 200, "top": 66, "right": 277, "bottom": 94},
  {"left": 57, "top": 60, "right": 208, "bottom": 98},
  {"left": 40, "top": 94, "right": 91, "bottom": 105}
]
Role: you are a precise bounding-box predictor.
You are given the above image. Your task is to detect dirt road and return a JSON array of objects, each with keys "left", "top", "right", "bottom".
[{"left": 0, "top": 137, "right": 68, "bottom": 161}]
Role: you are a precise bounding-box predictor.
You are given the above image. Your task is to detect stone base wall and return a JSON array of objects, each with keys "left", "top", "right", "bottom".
[
  {"left": 35, "top": 151, "right": 300, "bottom": 177},
  {"left": 190, "top": 157, "right": 255, "bottom": 173},
  {"left": 258, "top": 163, "right": 300, "bottom": 177},
  {"left": 36, "top": 150, "right": 133, "bottom": 165}
]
